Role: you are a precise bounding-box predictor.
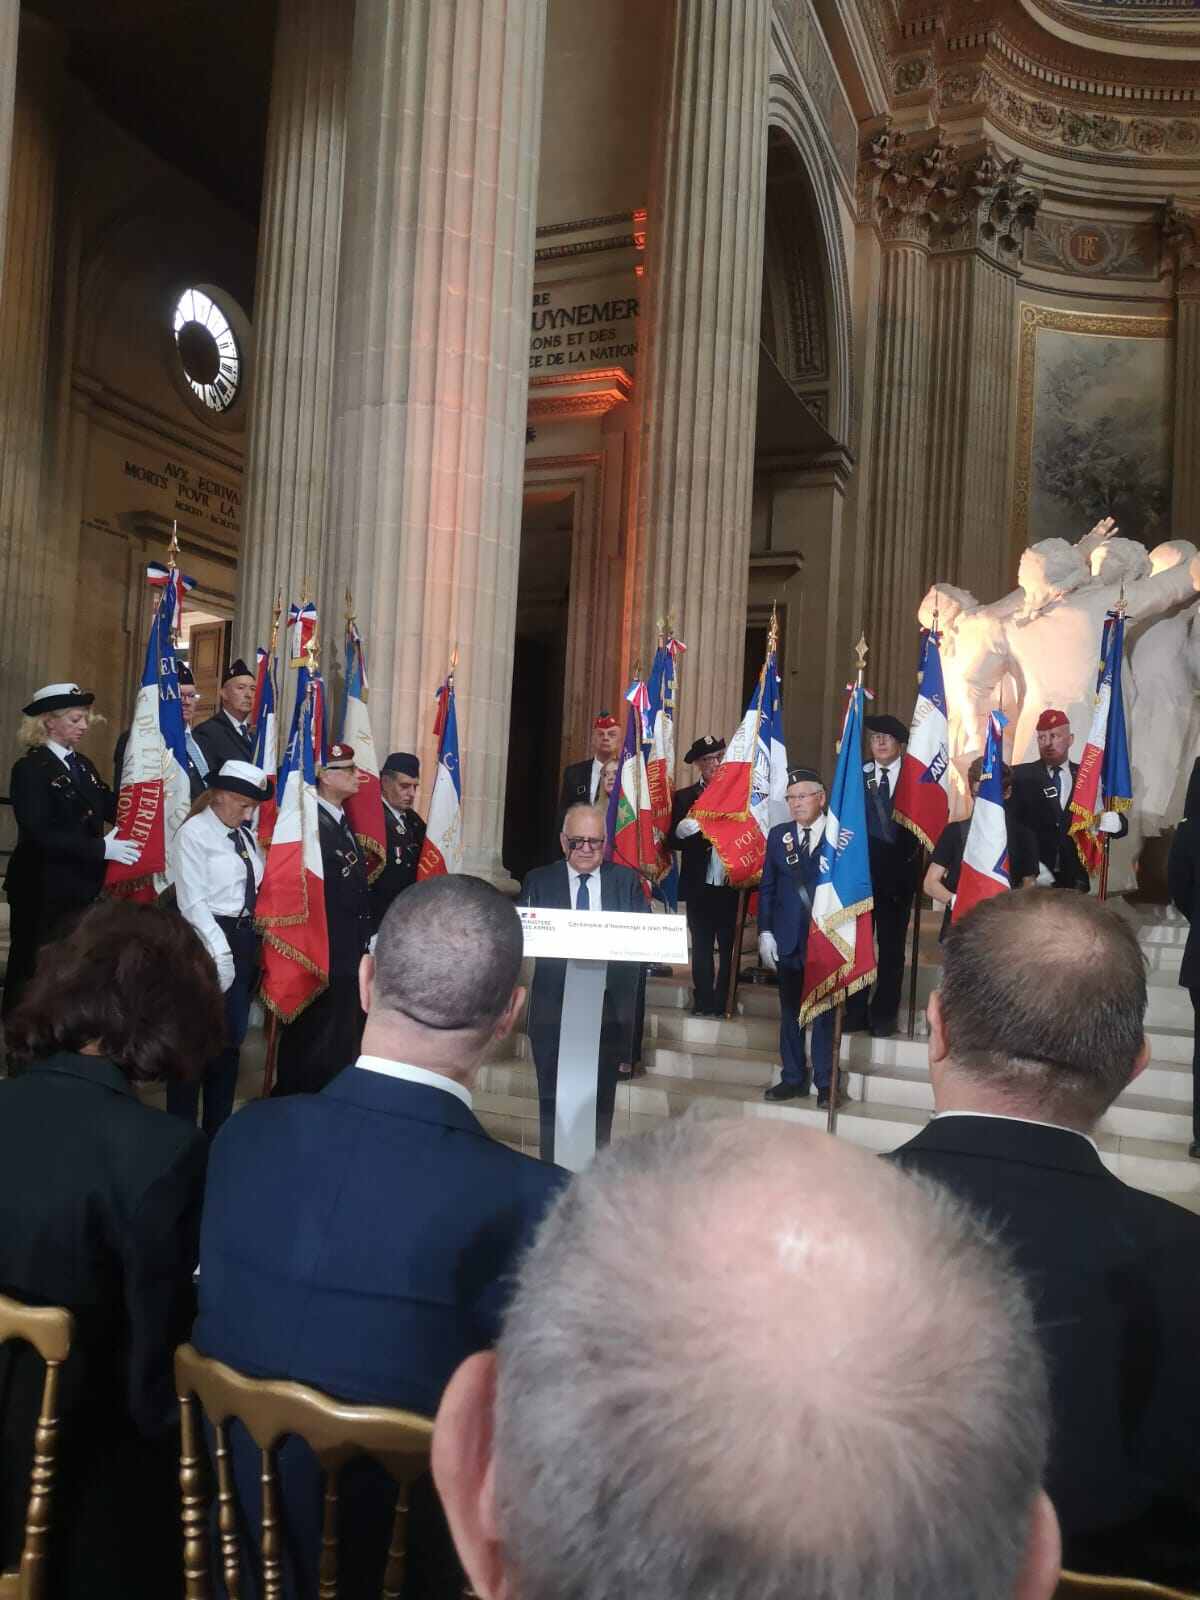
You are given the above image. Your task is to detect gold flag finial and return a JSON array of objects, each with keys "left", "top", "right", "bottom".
[
  {"left": 304, "top": 628, "right": 320, "bottom": 672},
  {"left": 344, "top": 586, "right": 355, "bottom": 627},
  {"left": 167, "top": 519, "right": 180, "bottom": 567}
]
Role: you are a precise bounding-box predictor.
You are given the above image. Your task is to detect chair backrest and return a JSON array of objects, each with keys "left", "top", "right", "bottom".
[
  {"left": 1057, "top": 1573, "right": 1200, "bottom": 1599},
  {"left": 174, "top": 1343, "right": 437, "bottom": 1600},
  {"left": 0, "top": 1293, "right": 74, "bottom": 1600}
]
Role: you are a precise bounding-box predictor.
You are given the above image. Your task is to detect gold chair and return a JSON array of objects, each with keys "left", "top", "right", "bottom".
[
  {"left": 1057, "top": 1573, "right": 1200, "bottom": 1598},
  {"left": 174, "top": 1343, "right": 438, "bottom": 1600},
  {"left": 0, "top": 1292, "right": 74, "bottom": 1600}
]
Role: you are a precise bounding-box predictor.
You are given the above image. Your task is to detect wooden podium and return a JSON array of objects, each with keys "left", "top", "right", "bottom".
[{"left": 517, "top": 907, "right": 689, "bottom": 1171}]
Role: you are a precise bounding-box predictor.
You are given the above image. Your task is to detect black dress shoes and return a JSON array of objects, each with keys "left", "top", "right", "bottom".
[
  {"left": 765, "top": 1080, "right": 810, "bottom": 1102},
  {"left": 869, "top": 1018, "right": 898, "bottom": 1039},
  {"left": 816, "top": 1086, "right": 850, "bottom": 1110}
]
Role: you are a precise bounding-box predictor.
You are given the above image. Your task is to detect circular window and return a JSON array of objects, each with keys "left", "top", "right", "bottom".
[{"left": 172, "top": 287, "right": 241, "bottom": 413}]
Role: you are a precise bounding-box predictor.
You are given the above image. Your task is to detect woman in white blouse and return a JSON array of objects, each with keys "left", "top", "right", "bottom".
[{"left": 168, "top": 759, "right": 271, "bottom": 1136}]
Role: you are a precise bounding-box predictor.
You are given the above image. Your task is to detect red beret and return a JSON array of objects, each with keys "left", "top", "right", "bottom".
[
  {"left": 1035, "top": 709, "right": 1069, "bottom": 732},
  {"left": 324, "top": 742, "right": 356, "bottom": 768},
  {"left": 592, "top": 710, "right": 619, "bottom": 731}
]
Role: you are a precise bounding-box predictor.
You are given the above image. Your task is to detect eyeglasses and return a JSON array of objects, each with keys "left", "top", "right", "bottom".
[{"left": 565, "top": 836, "right": 605, "bottom": 850}]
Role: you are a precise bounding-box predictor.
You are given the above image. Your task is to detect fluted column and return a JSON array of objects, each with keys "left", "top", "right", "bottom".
[
  {"left": 863, "top": 239, "right": 930, "bottom": 708},
  {"left": 0, "top": 0, "right": 18, "bottom": 286},
  {"left": 324, "top": 0, "right": 547, "bottom": 883},
  {"left": 236, "top": 0, "right": 350, "bottom": 664},
  {"left": 636, "top": 0, "right": 770, "bottom": 750},
  {"left": 0, "top": 18, "right": 63, "bottom": 771}
]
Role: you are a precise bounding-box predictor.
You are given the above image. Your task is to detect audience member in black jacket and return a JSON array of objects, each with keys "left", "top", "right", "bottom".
[
  {"left": 0, "top": 900, "right": 220, "bottom": 1599},
  {"left": 192, "top": 658, "right": 256, "bottom": 775},
  {"left": 890, "top": 888, "right": 1200, "bottom": 1588},
  {"left": 369, "top": 751, "right": 427, "bottom": 934},
  {"left": 1167, "top": 757, "right": 1200, "bottom": 1160}
]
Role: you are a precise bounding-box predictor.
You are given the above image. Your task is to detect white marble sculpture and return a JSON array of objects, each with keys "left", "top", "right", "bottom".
[{"left": 920, "top": 521, "right": 1200, "bottom": 876}]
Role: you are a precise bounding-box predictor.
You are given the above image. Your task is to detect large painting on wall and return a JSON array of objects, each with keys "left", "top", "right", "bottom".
[{"left": 1012, "top": 304, "right": 1173, "bottom": 555}]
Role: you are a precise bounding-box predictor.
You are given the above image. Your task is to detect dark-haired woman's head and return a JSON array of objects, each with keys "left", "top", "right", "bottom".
[{"left": 5, "top": 900, "right": 224, "bottom": 1083}]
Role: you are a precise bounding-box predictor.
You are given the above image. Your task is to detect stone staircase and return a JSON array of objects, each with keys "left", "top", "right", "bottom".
[{"left": 475, "top": 903, "right": 1200, "bottom": 1213}]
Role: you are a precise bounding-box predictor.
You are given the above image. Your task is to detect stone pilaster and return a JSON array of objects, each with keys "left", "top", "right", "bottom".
[
  {"left": 0, "top": 18, "right": 63, "bottom": 775},
  {"left": 324, "top": 0, "right": 547, "bottom": 882},
  {"left": 236, "top": 0, "right": 351, "bottom": 666},
  {"left": 636, "top": 0, "right": 771, "bottom": 750},
  {"left": 0, "top": 0, "right": 18, "bottom": 285},
  {"left": 1161, "top": 202, "right": 1200, "bottom": 540},
  {"left": 925, "top": 148, "right": 1040, "bottom": 602}
]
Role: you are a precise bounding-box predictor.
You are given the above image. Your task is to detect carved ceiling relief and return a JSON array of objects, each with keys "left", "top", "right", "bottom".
[
  {"left": 1024, "top": 213, "right": 1158, "bottom": 279},
  {"left": 859, "top": 124, "right": 1043, "bottom": 260}
]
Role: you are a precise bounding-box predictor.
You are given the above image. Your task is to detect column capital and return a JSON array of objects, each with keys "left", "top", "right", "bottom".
[
  {"left": 929, "top": 144, "right": 1042, "bottom": 267},
  {"left": 1159, "top": 198, "right": 1200, "bottom": 301}
]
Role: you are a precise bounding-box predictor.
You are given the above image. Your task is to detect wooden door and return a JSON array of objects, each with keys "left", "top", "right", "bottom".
[{"left": 188, "top": 621, "right": 230, "bottom": 722}]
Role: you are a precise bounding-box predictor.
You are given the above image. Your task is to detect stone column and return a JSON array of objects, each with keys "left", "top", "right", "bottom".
[
  {"left": 925, "top": 150, "right": 1040, "bottom": 602},
  {"left": 0, "top": 0, "right": 18, "bottom": 285},
  {"left": 235, "top": 0, "right": 351, "bottom": 663},
  {"left": 324, "top": 0, "right": 547, "bottom": 882},
  {"left": 0, "top": 17, "right": 63, "bottom": 774},
  {"left": 636, "top": 0, "right": 771, "bottom": 749},
  {"left": 1162, "top": 203, "right": 1200, "bottom": 538}
]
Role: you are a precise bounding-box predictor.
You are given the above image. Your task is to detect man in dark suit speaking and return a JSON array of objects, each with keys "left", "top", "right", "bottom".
[
  {"left": 890, "top": 888, "right": 1200, "bottom": 1587},
  {"left": 519, "top": 802, "right": 644, "bottom": 1161},
  {"left": 194, "top": 874, "right": 567, "bottom": 1595}
]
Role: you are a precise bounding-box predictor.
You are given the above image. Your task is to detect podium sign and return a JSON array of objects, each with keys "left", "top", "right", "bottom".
[{"left": 518, "top": 908, "right": 688, "bottom": 1171}]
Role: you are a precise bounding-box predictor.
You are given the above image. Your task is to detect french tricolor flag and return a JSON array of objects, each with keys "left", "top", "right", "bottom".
[
  {"left": 107, "top": 572, "right": 192, "bottom": 901},
  {"left": 953, "top": 712, "right": 1010, "bottom": 924},
  {"left": 341, "top": 620, "right": 386, "bottom": 883},
  {"left": 417, "top": 668, "right": 463, "bottom": 879},
  {"left": 251, "top": 645, "right": 279, "bottom": 845},
  {"left": 256, "top": 666, "right": 329, "bottom": 1021},
  {"left": 893, "top": 627, "right": 950, "bottom": 852}
]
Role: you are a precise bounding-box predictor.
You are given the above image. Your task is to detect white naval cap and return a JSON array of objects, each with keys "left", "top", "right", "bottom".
[
  {"left": 23, "top": 682, "right": 95, "bottom": 716},
  {"left": 212, "top": 760, "right": 274, "bottom": 801}
]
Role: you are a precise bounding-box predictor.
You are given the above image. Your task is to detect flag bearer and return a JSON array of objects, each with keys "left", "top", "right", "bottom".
[{"left": 170, "top": 760, "right": 271, "bottom": 1136}]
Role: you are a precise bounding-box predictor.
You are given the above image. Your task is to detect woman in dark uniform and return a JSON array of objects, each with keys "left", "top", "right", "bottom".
[
  {"left": 3, "top": 682, "right": 140, "bottom": 1021},
  {"left": 169, "top": 759, "right": 271, "bottom": 1137}
]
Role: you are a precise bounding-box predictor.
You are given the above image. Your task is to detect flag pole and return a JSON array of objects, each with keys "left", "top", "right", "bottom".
[
  {"left": 723, "top": 606, "right": 778, "bottom": 1019},
  {"left": 906, "top": 603, "right": 934, "bottom": 1041},
  {"left": 828, "top": 631, "right": 869, "bottom": 1135},
  {"left": 261, "top": 1011, "right": 279, "bottom": 1099}
]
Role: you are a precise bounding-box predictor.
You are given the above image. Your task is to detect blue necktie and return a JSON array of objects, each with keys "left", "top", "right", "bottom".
[
  {"left": 575, "top": 872, "right": 591, "bottom": 911},
  {"left": 66, "top": 752, "right": 86, "bottom": 785}
]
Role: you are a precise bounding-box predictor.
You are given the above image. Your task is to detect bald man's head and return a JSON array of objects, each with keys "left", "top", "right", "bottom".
[{"left": 435, "top": 1121, "right": 1057, "bottom": 1600}]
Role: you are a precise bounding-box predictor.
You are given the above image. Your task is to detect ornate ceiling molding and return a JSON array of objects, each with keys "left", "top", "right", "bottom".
[{"left": 526, "top": 368, "right": 634, "bottom": 420}]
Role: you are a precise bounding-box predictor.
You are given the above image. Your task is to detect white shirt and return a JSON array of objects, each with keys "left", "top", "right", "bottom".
[
  {"left": 566, "top": 861, "right": 601, "bottom": 910},
  {"left": 354, "top": 1054, "right": 473, "bottom": 1109},
  {"left": 172, "top": 806, "right": 265, "bottom": 965},
  {"left": 872, "top": 757, "right": 902, "bottom": 791},
  {"left": 224, "top": 707, "right": 251, "bottom": 740},
  {"left": 318, "top": 797, "right": 346, "bottom": 825},
  {"left": 589, "top": 757, "right": 604, "bottom": 804},
  {"left": 46, "top": 739, "right": 73, "bottom": 768},
  {"left": 1046, "top": 762, "right": 1072, "bottom": 808},
  {"left": 383, "top": 799, "right": 403, "bottom": 825},
  {"left": 930, "top": 1109, "right": 1099, "bottom": 1153}
]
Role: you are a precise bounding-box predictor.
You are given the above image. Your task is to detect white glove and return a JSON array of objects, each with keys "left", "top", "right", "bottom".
[
  {"left": 1036, "top": 862, "right": 1055, "bottom": 888},
  {"left": 103, "top": 827, "right": 142, "bottom": 866},
  {"left": 675, "top": 817, "right": 701, "bottom": 839},
  {"left": 948, "top": 893, "right": 956, "bottom": 909},
  {"left": 214, "top": 948, "right": 236, "bottom": 994},
  {"left": 758, "top": 931, "right": 778, "bottom": 971},
  {"left": 1098, "top": 811, "right": 1122, "bottom": 835}
]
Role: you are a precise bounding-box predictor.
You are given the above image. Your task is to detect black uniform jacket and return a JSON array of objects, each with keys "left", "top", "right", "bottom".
[
  {"left": 1168, "top": 762, "right": 1200, "bottom": 989},
  {"left": 668, "top": 780, "right": 719, "bottom": 905},
  {"left": 558, "top": 758, "right": 597, "bottom": 816},
  {"left": 0, "top": 1052, "right": 207, "bottom": 1594},
  {"left": 4, "top": 745, "right": 115, "bottom": 914},
  {"left": 113, "top": 726, "right": 207, "bottom": 801},
  {"left": 862, "top": 763, "right": 923, "bottom": 900},
  {"left": 318, "top": 803, "right": 372, "bottom": 979},
  {"left": 369, "top": 804, "right": 426, "bottom": 934},
  {"left": 890, "top": 1115, "right": 1200, "bottom": 1586},
  {"left": 518, "top": 860, "right": 643, "bottom": 1053},
  {"left": 193, "top": 709, "right": 255, "bottom": 775}
]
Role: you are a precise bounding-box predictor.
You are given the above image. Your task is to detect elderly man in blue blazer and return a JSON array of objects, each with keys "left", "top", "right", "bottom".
[
  {"left": 519, "top": 801, "right": 645, "bottom": 1161},
  {"left": 193, "top": 874, "right": 568, "bottom": 1597},
  {"left": 758, "top": 768, "right": 838, "bottom": 1108}
]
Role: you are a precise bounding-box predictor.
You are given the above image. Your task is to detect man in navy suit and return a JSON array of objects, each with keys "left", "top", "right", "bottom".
[
  {"left": 193, "top": 874, "right": 568, "bottom": 1596},
  {"left": 758, "top": 768, "right": 837, "bottom": 1108},
  {"left": 519, "top": 802, "right": 645, "bottom": 1161}
]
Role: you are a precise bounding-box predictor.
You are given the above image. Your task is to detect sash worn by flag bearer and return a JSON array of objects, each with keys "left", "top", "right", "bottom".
[
  {"left": 953, "top": 711, "right": 1010, "bottom": 923},
  {"left": 1069, "top": 607, "right": 1133, "bottom": 877},
  {"left": 417, "top": 666, "right": 463, "bottom": 878},
  {"left": 106, "top": 571, "right": 192, "bottom": 902},
  {"left": 251, "top": 644, "right": 279, "bottom": 845},
  {"left": 799, "top": 680, "right": 876, "bottom": 1024},
  {"left": 340, "top": 619, "right": 386, "bottom": 883},
  {"left": 604, "top": 682, "right": 657, "bottom": 899},
  {"left": 893, "top": 628, "right": 950, "bottom": 852},
  {"left": 689, "top": 634, "right": 788, "bottom": 887},
  {"left": 255, "top": 665, "right": 329, "bottom": 1022}
]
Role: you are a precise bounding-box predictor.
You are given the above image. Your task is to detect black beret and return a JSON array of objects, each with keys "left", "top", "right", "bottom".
[
  {"left": 864, "top": 714, "right": 909, "bottom": 742},
  {"left": 177, "top": 661, "right": 195, "bottom": 686},
  {"left": 382, "top": 751, "right": 420, "bottom": 779},
  {"left": 684, "top": 734, "right": 726, "bottom": 764},
  {"left": 786, "top": 766, "right": 823, "bottom": 786},
  {"left": 222, "top": 658, "right": 255, "bottom": 684}
]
